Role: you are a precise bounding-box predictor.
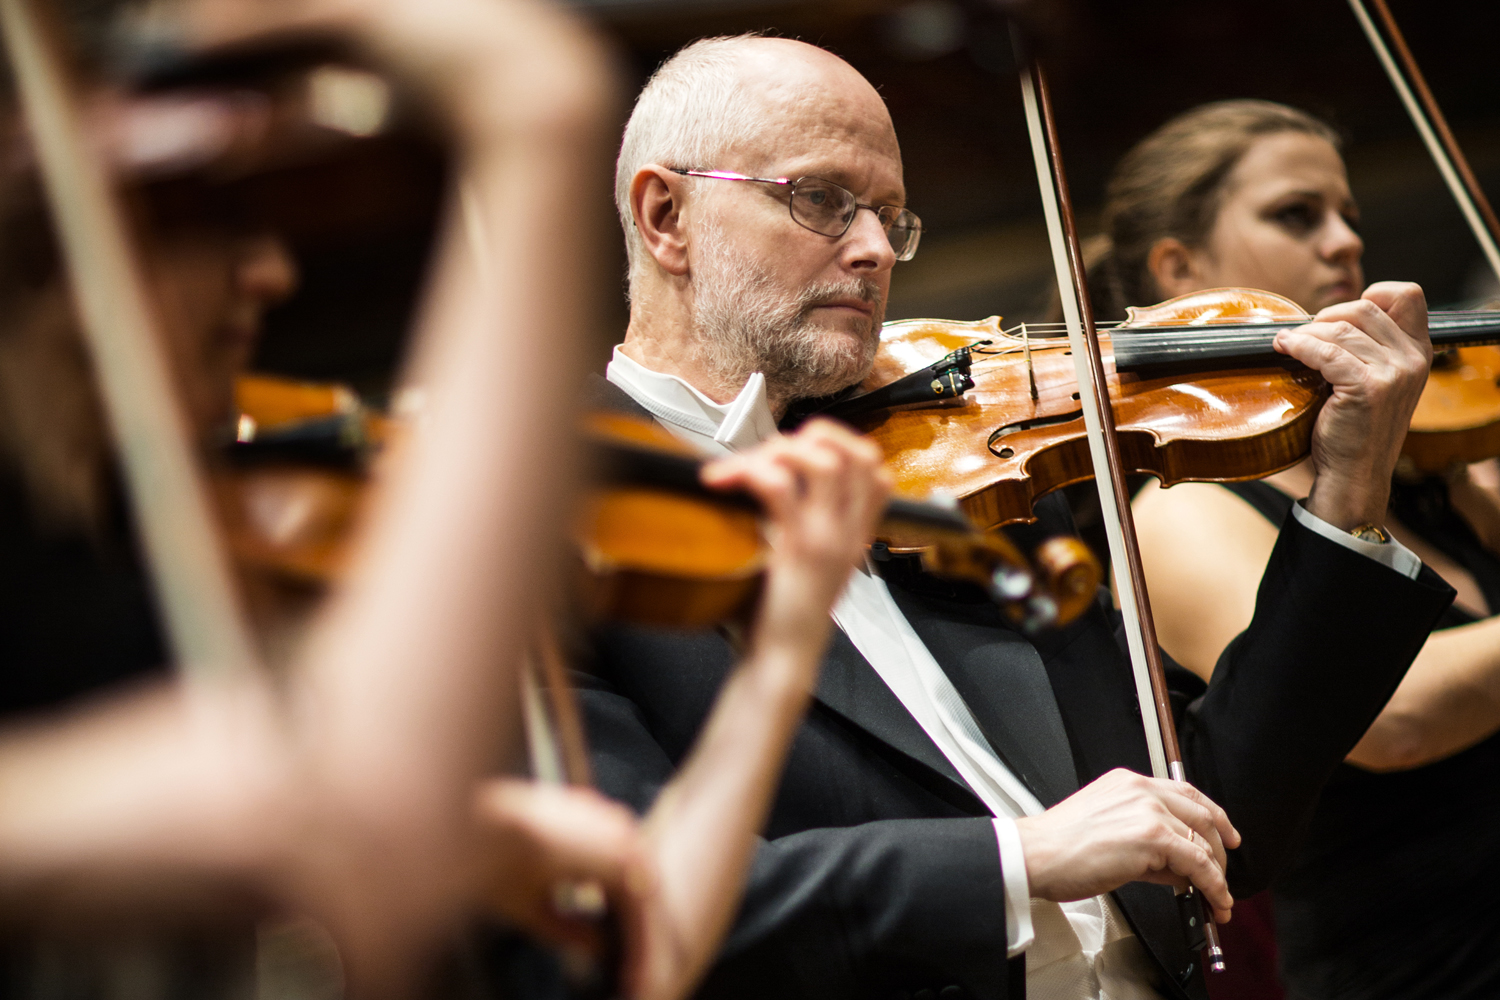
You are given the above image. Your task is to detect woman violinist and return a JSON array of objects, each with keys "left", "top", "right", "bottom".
[{"left": 1115, "top": 100, "right": 1500, "bottom": 999}]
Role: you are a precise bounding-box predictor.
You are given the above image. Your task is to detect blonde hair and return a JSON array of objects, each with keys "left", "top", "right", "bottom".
[
  {"left": 0, "top": 119, "right": 109, "bottom": 534},
  {"left": 1102, "top": 100, "right": 1342, "bottom": 311}
]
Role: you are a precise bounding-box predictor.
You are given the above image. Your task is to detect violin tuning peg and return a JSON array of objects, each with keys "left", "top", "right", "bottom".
[
  {"left": 1026, "top": 593, "right": 1058, "bottom": 629},
  {"left": 990, "top": 564, "right": 1034, "bottom": 603}
]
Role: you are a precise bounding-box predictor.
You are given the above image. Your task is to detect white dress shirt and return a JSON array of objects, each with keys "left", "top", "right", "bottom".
[{"left": 603, "top": 347, "right": 1417, "bottom": 999}]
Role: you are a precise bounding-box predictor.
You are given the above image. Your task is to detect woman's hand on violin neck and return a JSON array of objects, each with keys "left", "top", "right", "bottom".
[
  {"left": 701, "top": 420, "right": 893, "bottom": 688},
  {"left": 1273, "top": 281, "right": 1433, "bottom": 530}
]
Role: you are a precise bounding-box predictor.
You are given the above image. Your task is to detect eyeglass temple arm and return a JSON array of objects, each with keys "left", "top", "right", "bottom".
[{"left": 669, "top": 168, "right": 792, "bottom": 185}]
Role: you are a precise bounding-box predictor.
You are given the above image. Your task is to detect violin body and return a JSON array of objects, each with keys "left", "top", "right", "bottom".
[
  {"left": 575, "top": 413, "right": 767, "bottom": 628},
  {"left": 1404, "top": 345, "right": 1500, "bottom": 474},
  {"left": 855, "top": 290, "right": 1326, "bottom": 533},
  {"left": 580, "top": 412, "right": 1100, "bottom": 632},
  {"left": 219, "top": 374, "right": 383, "bottom": 590}
]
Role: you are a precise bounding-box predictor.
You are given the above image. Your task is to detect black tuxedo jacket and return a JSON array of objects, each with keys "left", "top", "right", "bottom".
[{"left": 577, "top": 377, "right": 1455, "bottom": 1000}]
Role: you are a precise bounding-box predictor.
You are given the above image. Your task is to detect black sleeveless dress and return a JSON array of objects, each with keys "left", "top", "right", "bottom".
[{"left": 1220, "top": 480, "right": 1500, "bottom": 1000}]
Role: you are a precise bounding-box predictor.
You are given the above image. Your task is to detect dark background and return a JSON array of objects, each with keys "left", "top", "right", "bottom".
[{"left": 253, "top": 0, "right": 1500, "bottom": 395}]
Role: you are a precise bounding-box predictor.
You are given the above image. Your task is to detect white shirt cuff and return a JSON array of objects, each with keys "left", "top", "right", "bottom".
[
  {"left": 1290, "top": 498, "right": 1421, "bottom": 580},
  {"left": 993, "top": 817, "right": 1035, "bottom": 957}
]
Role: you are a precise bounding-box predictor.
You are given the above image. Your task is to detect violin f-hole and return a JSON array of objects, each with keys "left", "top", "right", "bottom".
[{"left": 989, "top": 410, "right": 1084, "bottom": 458}]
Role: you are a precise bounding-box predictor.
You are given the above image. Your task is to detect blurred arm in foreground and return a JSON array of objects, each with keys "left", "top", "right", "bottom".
[
  {"left": 0, "top": 0, "right": 615, "bottom": 991},
  {"left": 0, "top": 2, "right": 885, "bottom": 998}
]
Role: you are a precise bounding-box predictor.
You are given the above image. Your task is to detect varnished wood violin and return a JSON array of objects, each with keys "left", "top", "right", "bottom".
[
  {"left": 578, "top": 411, "right": 1101, "bottom": 633},
  {"left": 823, "top": 286, "right": 1500, "bottom": 536}
]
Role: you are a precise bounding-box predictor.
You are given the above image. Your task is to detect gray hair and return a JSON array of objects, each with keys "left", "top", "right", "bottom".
[{"left": 614, "top": 35, "right": 770, "bottom": 294}]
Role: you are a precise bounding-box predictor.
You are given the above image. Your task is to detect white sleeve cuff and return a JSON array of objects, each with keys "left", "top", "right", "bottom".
[
  {"left": 993, "top": 817, "right": 1035, "bottom": 957},
  {"left": 1291, "top": 498, "right": 1421, "bottom": 579}
]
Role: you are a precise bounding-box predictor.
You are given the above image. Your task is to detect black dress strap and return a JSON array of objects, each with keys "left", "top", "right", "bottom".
[
  {"left": 1389, "top": 475, "right": 1500, "bottom": 617},
  {"left": 1218, "top": 480, "right": 1296, "bottom": 526},
  {"left": 1219, "top": 478, "right": 1484, "bottom": 629}
]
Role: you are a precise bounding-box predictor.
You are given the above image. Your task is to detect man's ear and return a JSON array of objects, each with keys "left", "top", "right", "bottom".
[
  {"left": 1147, "top": 237, "right": 1206, "bottom": 301},
  {"left": 631, "top": 165, "right": 691, "bottom": 277}
]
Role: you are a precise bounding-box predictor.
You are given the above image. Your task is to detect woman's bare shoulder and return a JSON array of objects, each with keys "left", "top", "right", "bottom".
[{"left": 1133, "top": 479, "right": 1284, "bottom": 560}]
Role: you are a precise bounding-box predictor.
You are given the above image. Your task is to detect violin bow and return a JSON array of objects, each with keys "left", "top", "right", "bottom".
[
  {"left": 1346, "top": 0, "right": 1500, "bottom": 282},
  {"left": 519, "top": 622, "right": 623, "bottom": 1000},
  {"left": 1009, "top": 28, "right": 1227, "bottom": 974},
  {"left": 0, "top": 0, "right": 258, "bottom": 680}
]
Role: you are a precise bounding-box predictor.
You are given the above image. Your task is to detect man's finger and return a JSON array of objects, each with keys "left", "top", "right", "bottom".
[
  {"left": 1158, "top": 780, "right": 1240, "bottom": 850},
  {"left": 1273, "top": 327, "right": 1370, "bottom": 384},
  {"left": 1358, "top": 280, "right": 1430, "bottom": 350},
  {"left": 1310, "top": 298, "right": 1408, "bottom": 353},
  {"left": 1155, "top": 809, "right": 1226, "bottom": 879},
  {"left": 1158, "top": 831, "right": 1233, "bottom": 914}
]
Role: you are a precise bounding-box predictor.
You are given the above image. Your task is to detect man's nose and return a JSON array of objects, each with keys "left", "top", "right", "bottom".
[
  {"left": 237, "top": 234, "right": 299, "bottom": 306},
  {"left": 840, "top": 206, "right": 897, "bottom": 274}
]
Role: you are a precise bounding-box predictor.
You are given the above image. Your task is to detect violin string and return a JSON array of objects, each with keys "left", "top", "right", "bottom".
[{"left": 942, "top": 310, "right": 1500, "bottom": 375}]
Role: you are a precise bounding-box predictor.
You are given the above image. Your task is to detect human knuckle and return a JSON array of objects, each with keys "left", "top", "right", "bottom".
[{"left": 805, "top": 445, "right": 842, "bottom": 472}]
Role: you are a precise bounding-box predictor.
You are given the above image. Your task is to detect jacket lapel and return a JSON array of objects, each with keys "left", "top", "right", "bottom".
[
  {"left": 814, "top": 630, "right": 979, "bottom": 803},
  {"left": 888, "top": 586, "right": 1080, "bottom": 808}
]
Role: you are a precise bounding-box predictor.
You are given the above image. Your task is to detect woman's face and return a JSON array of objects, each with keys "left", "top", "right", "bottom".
[
  {"left": 1154, "top": 132, "right": 1364, "bottom": 313},
  {"left": 140, "top": 222, "right": 298, "bottom": 437}
]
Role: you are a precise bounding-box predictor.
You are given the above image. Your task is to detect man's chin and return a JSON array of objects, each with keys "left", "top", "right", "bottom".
[
  {"left": 805, "top": 315, "right": 879, "bottom": 354},
  {"left": 777, "top": 329, "right": 881, "bottom": 400}
]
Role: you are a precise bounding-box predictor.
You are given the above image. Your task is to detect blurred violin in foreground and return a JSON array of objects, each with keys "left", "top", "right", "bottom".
[
  {"left": 217, "top": 373, "right": 388, "bottom": 589},
  {"left": 577, "top": 412, "right": 1100, "bottom": 633},
  {"left": 221, "top": 384, "right": 1101, "bottom": 635}
]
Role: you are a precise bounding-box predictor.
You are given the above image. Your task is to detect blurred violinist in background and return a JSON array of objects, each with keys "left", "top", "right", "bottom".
[
  {"left": 0, "top": 0, "right": 898, "bottom": 998},
  {"left": 1116, "top": 100, "right": 1500, "bottom": 1000},
  {"left": 0, "top": 0, "right": 618, "bottom": 991}
]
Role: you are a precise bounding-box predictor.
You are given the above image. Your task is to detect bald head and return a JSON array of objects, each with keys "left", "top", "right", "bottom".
[{"left": 615, "top": 36, "right": 899, "bottom": 289}]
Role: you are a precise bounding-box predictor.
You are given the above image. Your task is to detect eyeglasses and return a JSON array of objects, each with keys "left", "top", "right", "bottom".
[{"left": 670, "top": 168, "right": 922, "bottom": 261}]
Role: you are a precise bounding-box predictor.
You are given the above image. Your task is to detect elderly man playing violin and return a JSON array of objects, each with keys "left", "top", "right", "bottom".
[{"left": 580, "top": 34, "right": 1454, "bottom": 1000}]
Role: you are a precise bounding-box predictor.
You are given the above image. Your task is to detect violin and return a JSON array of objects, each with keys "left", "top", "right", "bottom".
[
  {"left": 218, "top": 373, "right": 388, "bottom": 589},
  {"left": 577, "top": 411, "right": 1101, "bottom": 633},
  {"left": 829, "top": 286, "right": 1500, "bottom": 533},
  {"left": 1406, "top": 344, "right": 1500, "bottom": 475},
  {"left": 1346, "top": 0, "right": 1500, "bottom": 476},
  {"left": 220, "top": 387, "right": 1102, "bottom": 633}
]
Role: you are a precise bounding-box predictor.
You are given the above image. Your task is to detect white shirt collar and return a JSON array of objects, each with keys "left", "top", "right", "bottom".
[{"left": 606, "top": 346, "right": 780, "bottom": 456}]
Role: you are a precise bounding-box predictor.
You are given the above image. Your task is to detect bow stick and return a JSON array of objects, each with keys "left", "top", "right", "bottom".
[
  {"left": 1010, "top": 28, "right": 1226, "bottom": 974},
  {"left": 1347, "top": 0, "right": 1500, "bottom": 283},
  {"left": 517, "top": 625, "right": 622, "bottom": 1000},
  {"left": 0, "top": 0, "right": 258, "bottom": 680}
]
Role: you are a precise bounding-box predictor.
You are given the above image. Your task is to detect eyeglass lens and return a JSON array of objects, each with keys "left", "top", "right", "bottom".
[{"left": 789, "top": 179, "right": 921, "bottom": 260}]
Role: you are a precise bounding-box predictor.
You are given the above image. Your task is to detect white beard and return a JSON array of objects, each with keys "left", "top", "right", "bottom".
[{"left": 689, "top": 222, "right": 885, "bottom": 406}]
